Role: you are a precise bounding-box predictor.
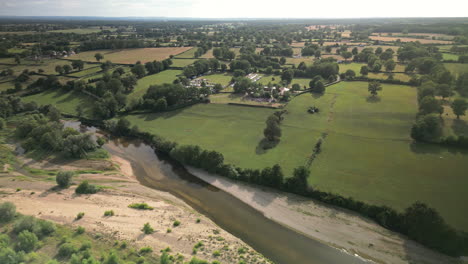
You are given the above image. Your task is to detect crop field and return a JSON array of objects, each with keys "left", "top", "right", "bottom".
[
  {"left": 369, "top": 35, "right": 452, "bottom": 44},
  {"left": 22, "top": 89, "right": 95, "bottom": 117},
  {"left": 198, "top": 73, "right": 233, "bottom": 86},
  {"left": 201, "top": 49, "right": 215, "bottom": 58},
  {"left": 67, "top": 47, "right": 193, "bottom": 64},
  {"left": 339, "top": 63, "right": 407, "bottom": 74},
  {"left": 174, "top": 47, "right": 198, "bottom": 58},
  {"left": 171, "top": 58, "right": 197, "bottom": 67},
  {"left": 285, "top": 57, "right": 314, "bottom": 66},
  {"left": 126, "top": 81, "right": 468, "bottom": 230},
  {"left": 7, "top": 48, "right": 27, "bottom": 54},
  {"left": 444, "top": 63, "right": 468, "bottom": 77},
  {"left": 128, "top": 69, "right": 182, "bottom": 100}
]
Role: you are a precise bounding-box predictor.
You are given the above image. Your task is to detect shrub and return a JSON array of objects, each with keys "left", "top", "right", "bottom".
[
  {"left": 139, "top": 247, "right": 153, "bottom": 254},
  {"left": 0, "top": 247, "right": 20, "bottom": 264},
  {"left": 0, "top": 202, "right": 16, "bottom": 222},
  {"left": 37, "top": 219, "right": 56, "bottom": 236},
  {"left": 173, "top": 220, "right": 180, "bottom": 227},
  {"left": 104, "top": 210, "right": 115, "bottom": 216},
  {"left": 75, "top": 226, "right": 85, "bottom": 234},
  {"left": 188, "top": 257, "right": 209, "bottom": 264},
  {"left": 166, "top": 228, "right": 172, "bottom": 233},
  {"left": 196, "top": 218, "right": 201, "bottom": 223},
  {"left": 128, "top": 203, "right": 153, "bottom": 210},
  {"left": 80, "top": 241, "right": 92, "bottom": 251},
  {"left": 142, "top": 223, "right": 154, "bottom": 234},
  {"left": 75, "top": 181, "right": 99, "bottom": 194},
  {"left": 213, "top": 250, "right": 220, "bottom": 257},
  {"left": 16, "top": 230, "right": 38, "bottom": 252},
  {"left": 14, "top": 215, "right": 39, "bottom": 234},
  {"left": 0, "top": 118, "right": 5, "bottom": 130},
  {"left": 76, "top": 212, "right": 85, "bottom": 220},
  {"left": 58, "top": 242, "right": 77, "bottom": 258},
  {"left": 56, "top": 171, "right": 74, "bottom": 188},
  {"left": 0, "top": 234, "right": 10, "bottom": 247},
  {"left": 103, "top": 251, "right": 120, "bottom": 264}
]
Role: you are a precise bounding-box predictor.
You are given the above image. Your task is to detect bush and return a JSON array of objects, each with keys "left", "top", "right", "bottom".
[
  {"left": 75, "top": 181, "right": 99, "bottom": 194},
  {"left": 0, "top": 247, "right": 20, "bottom": 264},
  {"left": 76, "top": 212, "right": 85, "bottom": 220},
  {"left": 56, "top": 171, "right": 74, "bottom": 188},
  {"left": 37, "top": 219, "right": 56, "bottom": 236},
  {"left": 173, "top": 220, "right": 180, "bottom": 227},
  {"left": 128, "top": 203, "right": 153, "bottom": 210},
  {"left": 142, "top": 223, "right": 154, "bottom": 234},
  {"left": 58, "top": 243, "right": 77, "bottom": 258},
  {"left": 104, "top": 210, "right": 115, "bottom": 216},
  {"left": 16, "top": 230, "right": 38, "bottom": 252},
  {"left": 0, "top": 118, "right": 5, "bottom": 130},
  {"left": 0, "top": 202, "right": 16, "bottom": 222},
  {"left": 139, "top": 247, "right": 153, "bottom": 254},
  {"left": 14, "top": 215, "right": 39, "bottom": 234},
  {"left": 75, "top": 226, "right": 85, "bottom": 235}
]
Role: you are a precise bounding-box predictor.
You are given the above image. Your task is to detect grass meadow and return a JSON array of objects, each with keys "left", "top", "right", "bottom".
[
  {"left": 128, "top": 69, "right": 182, "bottom": 100},
  {"left": 198, "top": 73, "right": 233, "bottom": 86},
  {"left": 126, "top": 81, "right": 468, "bottom": 231},
  {"left": 444, "top": 63, "right": 468, "bottom": 77},
  {"left": 22, "top": 89, "right": 95, "bottom": 117}
]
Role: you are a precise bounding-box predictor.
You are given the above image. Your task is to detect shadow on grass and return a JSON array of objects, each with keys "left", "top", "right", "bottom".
[
  {"left": 311, "top": 92, "right": 324, "bottom": 99},
  {"left": 366, "top": 96, "right": 381, "bottom": 103},
  {"left": 255, "top": 138, "right": 279, "bottom": 155}
]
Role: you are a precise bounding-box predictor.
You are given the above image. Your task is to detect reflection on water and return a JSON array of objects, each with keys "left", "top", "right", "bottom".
[{"left": 66, "top": 121, "right": 366, "bottom": 264}]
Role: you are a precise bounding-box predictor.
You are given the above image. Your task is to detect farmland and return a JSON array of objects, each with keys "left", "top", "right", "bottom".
[
  {"left": 67, "top": 47, "right": 192, "bottom": 64},
  {"left": 128, "top": 69, "right": 182, "bottom": 100},
  {"left": 22, "top": 89, "right": 95, "bottom": 117},
  {"left": 444, "top": 63, "right": 468, "bottom": 77},
  {"left": 125, "top": 81, "right": 468, "bottom": 231},
  {"left": 198, "top": 73, "right": 233, "bottom": 86},
  {"left": 170, "top": 58, "right": 197, "bottom": 67},
  {"left": 174, "top": 47, "right": 198, "bottom": 58}
]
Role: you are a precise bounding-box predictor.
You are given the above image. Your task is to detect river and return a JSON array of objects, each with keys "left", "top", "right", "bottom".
[{"left": 67, "top": 121, "right": 367, "bottom": 264}]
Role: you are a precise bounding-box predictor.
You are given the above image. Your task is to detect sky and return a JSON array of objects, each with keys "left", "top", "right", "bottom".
[{"left": 0, "top": 0, "right": 467, "bottom": 18}]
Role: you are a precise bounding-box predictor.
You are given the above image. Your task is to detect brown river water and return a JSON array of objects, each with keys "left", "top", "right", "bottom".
[{"left": 66, "top": 121, "right": 368, "bottom": 264}]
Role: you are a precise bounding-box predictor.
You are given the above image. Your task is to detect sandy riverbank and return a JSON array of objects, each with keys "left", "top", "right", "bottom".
[
  {"left": 0, "top": 152, "right": 270, "bottom": 264},
  {"left": 187, "top": 167, "right": 459, "bottom": 264}
]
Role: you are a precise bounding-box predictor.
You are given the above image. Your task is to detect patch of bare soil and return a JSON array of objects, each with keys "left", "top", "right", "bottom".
[{"left": 0, "top": 157, "right": 269, "bottom": 264}]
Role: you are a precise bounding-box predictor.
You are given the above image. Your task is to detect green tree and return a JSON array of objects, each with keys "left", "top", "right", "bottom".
[
  {"left": 94, "top": 53, "right": 104, "bottom": 62},
  {"left": 16, "top": 230, "right": 38, "bottom": 252},
  {"left": 368, "top": 81, "right": 382, "bottom": 97},
  {"left": 436, "top": 84, "right": 453, "bottom": 99},
  {"left": 142, "top": 223, "right": 154, "bottom": 234},
  {"left": 411, "top": 114, "right": 442, "bottom": 141},
  {"left": 342, "top": 51, "right": 352, "bottom": 61},
  {"left": 360, "top": 65, "right": 369, "bottom": 76},
  {"left": 384, "top": 59, "right": 396, "bottom": 72},
  {"left": 55, "top": 65, "right": 64, "bottom": 75},
  {"left": 63, "top": 64, "right": 72, "bottom": 74},
  {"left": 0, "top": 202, "right": 16, "bottom": 222},
  {"left": 131, "top": 63, "right": 147, "bottom": 78},
  {"left": 56, "top": 171, "right": 74, "bottom": 188},
  {"left": 14, "top": 55, "right": 21, "bottom": 64},
  {"left": 451, "top": 99, "right": 467, "bottom": 119},
  {"left": 281, "top": 70, "right": 294, "bottom": 84},
  {"left": 419, "top": 96, "right": 443, "bottom": 115},
  {"left": 0, "top": 247, "right": 19, "bottom": 264},
  {"left": 71, "top": 60, "right": 84, "bottom": 71}
]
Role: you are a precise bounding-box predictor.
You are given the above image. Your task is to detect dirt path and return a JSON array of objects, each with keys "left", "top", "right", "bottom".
[
  {"left": 187, "top": 167, "right": 460, "bottom": 264},
  {"left": 0, "top": 156, "right": 270, "bottom": 264}
]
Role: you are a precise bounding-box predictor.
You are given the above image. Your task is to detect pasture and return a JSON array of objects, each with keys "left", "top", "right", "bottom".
[
  {"left": 198, "top": 73, "right": 233, "bottom": 86},
  {"left": 171, "top": 59, "right": 197, "bottom": 67},
  {"left": 290, "top": 78, "right": 312, "bottom": 89},
  {"left": 128, "top": 69, "right": 182, "bottom": 100},
  {"left": 126, "top": 81, "right": 468, "bottom": 230},
  {"left": 22, "top": 89, "right": 95, "bottom": 117},
  {"left": 442, "top": 53, "right": 459, "bottom": 61},
  {"left": 174, "top": 47, "right": 198, "bottom": 58},
  {"left": 444, "top": 63, "right": 468, "bottom": 77},
  {"left": 369, "top": 35, "right": 452, "bottom": 44},
  {"left": 67, "top": 47, "right": 193, "bottom": 64}
]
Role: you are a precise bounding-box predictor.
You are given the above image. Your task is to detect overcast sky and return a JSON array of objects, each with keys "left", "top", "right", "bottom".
[{"left": 0, "top": 0, "right": 467, "bottom": 18}]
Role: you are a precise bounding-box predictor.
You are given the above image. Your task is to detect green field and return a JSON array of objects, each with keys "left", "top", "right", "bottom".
[
  {"left": 368, "top": 72, "right": 414, "bottom": 82},
  {"left": 444, "top": 63, "right": 468, "bottom": 77},
  {"left": 171, "top": 58, "right": 197, "bottom": 67},
  {"left": 22, "top": 89, "right": 95, "bottom": 117},
  {"left": 47, "top": 28, "right": 103, "bottom": 34},
  {"left": 290, "top": 78, "right": 312, "bottom": 89},
  {"left": 199, "top": 73, "right": 233, "bottom": 86},
  {"left": 128, "top": 70, "right": 182, "bottom": 100},
  {"left": 442, "top": 53, "right": 459, "bottom": 61},
  {"left": 126, "top": 81, "right": 468, "bottom": 231},
  {"left": 68, "top": 66, "right": 102, "bottom": 77},
  {"left": 339, "top": 63, "right": 406, "bottom": 74},
  {"left": 174, "top": 47, "right": 197, "bottom": 58}
]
